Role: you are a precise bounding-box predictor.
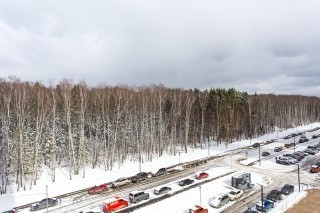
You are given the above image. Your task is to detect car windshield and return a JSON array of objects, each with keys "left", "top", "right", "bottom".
[{"left": 230, "top": 191, "right": 236, "bottom": 195}]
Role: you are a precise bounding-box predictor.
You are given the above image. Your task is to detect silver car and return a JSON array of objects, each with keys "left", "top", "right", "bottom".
[{"left": 112, "top": 177, "right": 131, "bottom": 188}]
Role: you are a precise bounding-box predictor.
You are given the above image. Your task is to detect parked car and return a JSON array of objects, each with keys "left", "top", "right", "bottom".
[
  {"left": 154, "top": 186, "right": 172, "bottom": 195},
  {"left": 88, "top": 184, "right": 107, "bottom": 195},
  {"left": 228, "top": 189, "right": 243, "bottom": 200},
  {"left": 112, "top": 177, "right": 131, "bottom": 188},
  {"left": 261, "top": 152, "right": 270, "bottom": 157},
  {"left": 189, "top": 205, "right": 208, "bottom": 213},
  {"left": 312, "top": 135, "right": 319, "bottom": 139},
  {"left": 304, "top": 148, "right": 318, "bottom": 155},
  {"left": 296, "top": 150, "right": 308, "bottom": 157},
  {"left": 195, "top": 172, "right": 208, "bottom": 180},
  {"left": 281, "top": 184, "right": 294, "bottom": 195},
  {"left": 151, "top": 168, "right": 167, "bottom": 177},
  {"left": 210, "top": 193, "right": 230, "bottom": 208},
  {"left": 299, "top": 138, "right": 309, "bottom": 143},
  {"left": 30, "top": 198, "right": 58, "bottom": 211},
  {"left": 178, "top": 178, "right": 194, "bottom": 186},
  {"left": 310, "top": 165, "right": 320, "bottom": 173},
  {"left": 2, "top": 210, "right": 15, "bottom": 213},
  {"left": 131, "top": 172, "right": 149, "bottom": 183},
  {"left": 283, "top": 135, "right": 290, "bottom": 139},
  {"left": 266, "top": 190, "right": 282, "bottom": 202},
  {"left": 292, "top": 152, "right": 304, "bottom": 160},
  {"left": 284, "top": 143, "right": 292, "bottom": 149},
  {"left": 256, "top": 199, "right": 274, "bottom": 212},
  {"left": 274, "top": 147, "right": 283, "bottom": 152},
  {"left": 102, "top": 197, "right": 128, "bottom": 213},
  {"left": 276, "top": 158, "right": 290, "bottom": 165},
  {"left": 280, "top": 157, "right": 298, "bottom": 164},
  {"left": 252, "top": 143, "right": 260, "bottom": 148},
  {"left": 129, "top": 190, "right": 149, "bottom": 203}
]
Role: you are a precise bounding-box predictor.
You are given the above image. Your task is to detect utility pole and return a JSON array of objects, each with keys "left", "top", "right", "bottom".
[
  {"left": 46, "top": 185, "right": 48, "bottom": 213},
  {"left": 199, "top": 185, "right": 202, "bottom": 205},
  {"left": 298, "top": 164, "right": 301, "bottom": 192},
  {"left": 259, "top": 144, "right": 261, "bottom": 166},
  {"left": 261, "top": 185, "right": 264, "bottom": 211},
  {"left": 138, "top": 140, "right": 141, "bottom": 173},
  {"left": 257, "top": 183, "right": 264, "bottom": 212}
]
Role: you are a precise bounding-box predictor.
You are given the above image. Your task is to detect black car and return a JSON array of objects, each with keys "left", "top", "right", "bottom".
[
  {"left": 252, "top": 143, "right": 260, "bottom": 148},
  {"left": 152, "top": 168, "right": 167, "bottom": 177},
  {"left": 154, "top": 186, "right": 171, "bottom": 195},
  {"left": 274, "top": 147, "right": 283, "bottom": 152},
  {"left": 276, "top": 158, "right": 290, "bottom": 165},
  {"left": 262, "top": 151, "right": 270, "bottom": 157},
  {"left": 266, "top": 190, "right": 282, "bottom": 202},
  {"left": 281, "top": 184, "right": 294, "bottom": 195},
  {"left": 132, "top": 172, "right": 149, "bottom": 183},
  {"left": 312, "top": 135, "right": 319, "bottom": 139},
  {"left": 299, "top": 138, "right": 309, "bottom": 143},
  {"left": 30, "top": 198, "right": 58, "bottom": 211},
  {"left": 178, "top": 178, "right": 194, "bottom": 186}
]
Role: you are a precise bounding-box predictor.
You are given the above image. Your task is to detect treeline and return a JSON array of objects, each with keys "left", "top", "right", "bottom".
[{"left": 0, "top": 78, "right": 319, "bottom": 192}]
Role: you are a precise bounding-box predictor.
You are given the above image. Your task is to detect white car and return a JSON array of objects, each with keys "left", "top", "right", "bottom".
[
  {"left": 228, "top": 189, "right": 243, "bottom": 200},
  {"left": 210, "top": 193, "right": 229, "bottom": 208}
]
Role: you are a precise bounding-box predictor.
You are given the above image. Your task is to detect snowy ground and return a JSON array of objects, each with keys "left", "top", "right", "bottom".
[{"left": 1, "top": 123, "right": 319, "bottom": 212}]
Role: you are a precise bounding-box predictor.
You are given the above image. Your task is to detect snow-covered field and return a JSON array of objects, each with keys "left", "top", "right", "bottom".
[{"left": 1, "top": 123, "right": 319, "bottom": 212}]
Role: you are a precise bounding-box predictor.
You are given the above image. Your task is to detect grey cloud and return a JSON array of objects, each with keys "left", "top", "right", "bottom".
[{"left": 0, "top": 0, "right": 320, "bottom": 96}]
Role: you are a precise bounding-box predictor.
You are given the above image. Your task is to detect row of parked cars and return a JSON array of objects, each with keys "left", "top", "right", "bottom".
[
  {"left": 101, "top": 171, "right": 209, "bottom": 213},
  {"left": 28, "top": 168, "right": 168, "bottom": 211},
  {"left": 276, "top": 150, "right": 308, "bottom": 165},
  {"left": 188, "top": 188, "right": 244, "bottom": 213},
  {"left": 87, "top": 168, "right": 168, "bottom": 195},
  {"left": 245, "top": 184, "right": 294, "bottom": 212}
]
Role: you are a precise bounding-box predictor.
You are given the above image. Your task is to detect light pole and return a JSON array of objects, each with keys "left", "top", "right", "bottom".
[
  {"left": 298, "top": 164, "right": 301, "bottom": 192},
  {"left": 257, "top": 183, "right": 264, "bottom": 211},
  {"left": 178, "top": 151, "right": 181, "bottom": 164},
  {"left": 258, "top": 143, "right": 261, "bottom": 166},
  {"left": 199, "top": 185, "right": 202, "bottom": 205}
]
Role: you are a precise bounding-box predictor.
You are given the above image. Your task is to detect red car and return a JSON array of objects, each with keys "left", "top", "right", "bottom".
[
  {"left": 195, "top": 172, "right": 208, "bottom": 180},
  {"left": 102, "top": 197, "right": 128, "bottom": 213},
  {"left": 310, "top": 165, "right": 320, "bottom": 173},
  {"left": 189, "top": 205, "right": 208, "bottom": 213},
  {"left": 88, "top": 184, "right": 107, "bottom": 195}
]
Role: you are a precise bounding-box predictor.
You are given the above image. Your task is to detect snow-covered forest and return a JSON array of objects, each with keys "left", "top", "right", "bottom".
[{"left": 0, "top": 78, "right": 320, "bottom": 194}]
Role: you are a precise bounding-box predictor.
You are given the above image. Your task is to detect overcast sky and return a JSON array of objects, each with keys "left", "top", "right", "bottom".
[{"left": 0, "top": 0, "right": 320, "bottom": 96}]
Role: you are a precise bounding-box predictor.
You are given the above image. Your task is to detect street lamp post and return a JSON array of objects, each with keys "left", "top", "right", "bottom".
[
  {"left": 199, "top": 185, "right": 202, "bottom": 205},
  {"left": 259, "top": 143, "right": 261, "bottom": 166},
  {"left": 298, "top": 164, "right": 301, "bottom": 192},
  {"left": 257, "top": 183, "right": 264, "bottom": 211}
]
